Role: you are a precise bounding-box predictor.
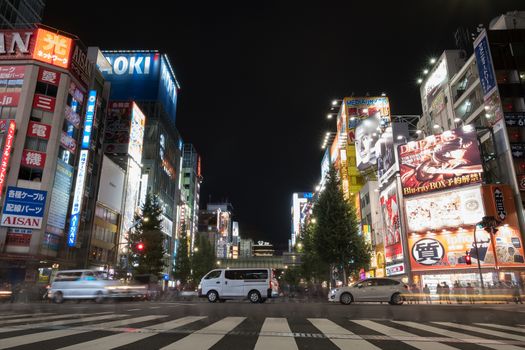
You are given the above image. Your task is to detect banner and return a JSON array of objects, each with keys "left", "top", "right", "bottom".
[
  {"left": 1, "top": 187, "right": 47, "bottom": 229},
  {"left": 379, "top": 180, "right": 404, "bottom": 276},
  {"left": 398, "top": 126, "right": 483, "bottom": 196}
]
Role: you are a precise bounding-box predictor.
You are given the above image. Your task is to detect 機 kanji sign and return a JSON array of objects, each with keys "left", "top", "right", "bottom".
[{"left": 1, "top": 186, "right": 47, "bottom": 229}]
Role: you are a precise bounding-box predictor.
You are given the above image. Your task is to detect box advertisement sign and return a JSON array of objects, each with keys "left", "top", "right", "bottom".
[
  {"left": 376, "top": 127, "right": 395, "bottom": 185},
  {"left": 474, "top": 30, "right": 497, "bottom": 99},
  {"left": 0, "top": 92, "right": 20, "bottom": 106},
  {"left": 505, "top": 113, "right": 525, "bottom": 127},
  {"left": 60, "top": 131, "right": 76, "bottom": 153},
  {"left": 518, "top": 175, "right": 525, "bottom": 191},
  {"left": 355, "top": 117, "right": 380, "bottom": 170},
  {"left": 47, "top": 159, "right": 74, "bottom": 230},
  {"left": 129, "top": 102, "right": 145, "bottom": 164},
  {"left": 398, "top": 127, "right": 483, "bottom": 197},
  {"left": 104, "top": 101, "right": 132, "bottom": 154},
  {"left": 32, "top": 28, "right": 73, "bottom": 69},
  {"left": 33, "top": 94, "right": 56, "bottom": 111},
  {"left": 405, "top": 186, "right": 484, "bottom": 232},
  {"left": 68, "top": 150, "right": 88, "bottom": 247},
  {"left": 21, "top": 149, "right": 46, "bottom": 168},
  {"left": 423, "top": 58, "right": 448, "bottom": 109},
  {"left": 27, "top": 121, "right": 51, "bottom": 139},
  {"left": 0, "top": 65, "right": 25, "bottom": 80},
  {"left": 97, "top": 156, "right": 125, "bottom": 213},
  {"left": 379, "top": 181, "right": 404, "bottom": 276},
  {"left": 1, "top": 187, "right": 47, "bottom": 229},
  {"left": 37, "top": 67, "right": 60, "bottom": 86}
]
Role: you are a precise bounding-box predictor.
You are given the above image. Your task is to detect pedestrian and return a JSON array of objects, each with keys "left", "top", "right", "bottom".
[
  {"left": 466, "top": 283, "right": 475, "bottom": 304},
  {"left": 437, "top": 283, "right": 443, "bottom": 304},
  {"left": 453, "top": 281, "right": 463, "bottom": 304},
  {"left": 443, "top": 282, "right": 452, "bottom": 304},
  {"left": 423, "top": 284, "right": 431, "bottom": 304},
  {"left": 513, "top": 283, "right": 523, "bottom": 304},
  {"left": 411, "top": 284, "right": 420, "bottom": 304}
]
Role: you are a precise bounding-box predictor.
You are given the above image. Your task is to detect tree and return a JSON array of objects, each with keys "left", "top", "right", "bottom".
[
  {"left": 312, "top": 165, "right": 371, "bottom": 284},
  {"left": 128, "top": 193, "right": 166, "bottom": 278},
  {"left": 191, "top": 233, "right": 215, "bottom": 284},
  {"left": 300, "top": 222, "right": 329, "bottom": 283},
  {"left": 173, "top": 227, "right": 191, "bottom": 287}
]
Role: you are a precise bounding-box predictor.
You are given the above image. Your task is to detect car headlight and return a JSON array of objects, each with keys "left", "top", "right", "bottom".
[
  {"left": 198, "top": 284, "right": 202, "bottom": 289},
  {"left": 330, "top": 288, "right": 339, "bottom": 294}
]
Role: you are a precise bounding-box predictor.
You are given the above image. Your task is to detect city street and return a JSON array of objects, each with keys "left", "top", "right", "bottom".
[{"left": 0, "top": 300, "right": 523, "bottom": 349}]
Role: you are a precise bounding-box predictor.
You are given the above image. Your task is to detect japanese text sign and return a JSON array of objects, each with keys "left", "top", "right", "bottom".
[
  {"left": 1, "top": 186, "right": 47, "bottom": 229},
  {"left": 0, "top": 65, "right": 25, "bottom": 80},
  {"left": 0, "top": 120, "right": 15, "bottom": 198},
  {"left": 33, "top": 94, "right": 56, "bottom": 112},
  {"left": 81, "top": 90, "right": 97, "bottom": 149},
  {"left": 474, "top": 30, "right": 497, "bottom": 99},
  {"left": 21, "top": 149, "right": 46, "bottom": 168},
  {"left": 32, "top": 28, "right": 72, "bottom": 69},
  {"left": 37, "top": 67, "right": 60, "bottom": 86},
  {"left": 27, "top": 121, "right": 50, "bottom": 139}
]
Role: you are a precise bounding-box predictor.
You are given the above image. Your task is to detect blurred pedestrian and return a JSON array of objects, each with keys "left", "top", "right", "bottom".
[
  {"left": 423, "top": 284, "right": 431, "bottom": 304},
  {"left": 513, "top": 283, "right": 523, "bottom": 304},
  {"left": 437, "top": 283, "right": 443, "bottom": 304},
  {"left": 411, "top": 284, "right": 420, "bottom": 304},
  {"left": 466, "top": 283, "right": 475, "bottom": 304},
  {"left": 453, "top": 281, "right": 463, "bottom": 304},
  {"left": 443, "top": 282, "right": 451, "bottom": 304}
]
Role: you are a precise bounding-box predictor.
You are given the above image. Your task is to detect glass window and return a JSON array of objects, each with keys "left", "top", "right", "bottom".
[
  {"left": 377, "top": 279, "right": 399, "bottom": 286},
  {"left": 244, "top": 270, "right": 268, "bottom": 280},
  {"left": 204, "top": 270, "right": 222, "bottom": 279},
  {"left": 54, "top": 272, "right": 82, "bottom": 282},
  {"left": 18, "top": 167, "right": 43, "bottom": 182}
]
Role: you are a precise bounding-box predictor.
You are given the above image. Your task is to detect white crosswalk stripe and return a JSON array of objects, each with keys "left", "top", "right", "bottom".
[
  {"left": 0, "top": 312, "right": 52, "bottom": 319},
  {"left": 433, "top": 322, "right": 525, "bottom": 342},
  {"left": 474, "top": 323, "right": 525, "bottom": 334},
  {"left": 309, "top": 318, "right": 380, "bottom": 350},
  {"left": 56, "top": 316, "right": 206, "bottom": 350},
  {"left": 0, "top": 315, "right": 166, "bottom": 349},
  {"left": 255, "top": 318, "right": 298, "bottom": 350},
  {"left": 352, "top": 320, "right": 459, "bottom": 350},
  {"left": 0, "top": 312, "right": 121, "bottom": 333},
  {"left": 160, "top": 316, "right": 245, "bottom": 350},
  {"left": 393, "top": 321, "right": 524, "bottom": 350},
  {"left": 0, "top": 313, "right": 89, "bottom": 325}
]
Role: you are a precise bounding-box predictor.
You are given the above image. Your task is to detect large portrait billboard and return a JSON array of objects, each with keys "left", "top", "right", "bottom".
[
  {"left": 398, "top": 126, "right": 483, "bottom": 197},
  {"left": 379, "top": 180, "right": 404, "bottom": 276}
]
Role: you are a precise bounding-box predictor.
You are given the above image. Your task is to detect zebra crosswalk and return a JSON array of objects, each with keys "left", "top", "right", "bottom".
[{"left": 0, "top": 312, "right": 523, "bottom": 349}]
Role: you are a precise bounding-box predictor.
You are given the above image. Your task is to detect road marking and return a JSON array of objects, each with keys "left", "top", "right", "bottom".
[
  {"left": 56, "top": 316, "right": 206, "bottom": 350},
  {"left": 353, "top": 320, "right": 457, "bottom": 350},
  {"left": 0, "top": 315, "right": 165, "bottom": 349},
  {"left": 127, "top": 308, "right": 141, "bottom": 311},
  {"left": 161, "top": 317, "right": 246, "bottom": 350},
  {"left": 308, "top": 318, "right": 380, "bottom": 350},
  {"left": 0, "top": 313, "right": 51, "bottom": 319},
  {"left": 255, "top": 318, "right": 298, "bottom": 350},
  {"left": 0, "top": 313, "right": 88, "bottom": 325},
  {"left": 474, "top": 323, "right": 525, "bottom": 334},
  {"left": 394, "top": 321, "right": 523, "bottom": 350},
  {"left": 150, "top": 306, "right": 161, "bottom": 309},
  {"left": 433, "top": 322, "right": 525, "bottom": 342},
  {"left": 0, "top": 313, "right": 127, "bottom": 334}
]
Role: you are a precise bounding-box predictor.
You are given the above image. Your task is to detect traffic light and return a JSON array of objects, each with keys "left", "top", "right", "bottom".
[
  {"left": 133, "top": 242, "right": 145, "bottom": 253},
  {"left": 465, "top": 251, "right": 472, "bottom": 265}
]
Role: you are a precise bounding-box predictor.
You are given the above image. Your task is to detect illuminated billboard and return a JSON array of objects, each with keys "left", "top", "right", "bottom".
[
  {"left": 379, "top": 180, "right": 404, "bottom": 276},
  {"left": 398, "top": 126, "right": 483, "bottom": 197},
  {"left": 67, "top": 150, "right": 88, "bottom": 247},
  {"left": 81, "top": 90, "right": 97, "bottom": 149},
  {"left": 423, "top": 58, "right": 447, "bottom": 108},
  {"left": 405, "top": 186, "right": 484, "bottom": 232},
  {"left": 355, "top": 117, "right": 380, "bottom": 170},
  {"left": 32, "top": 28, "right": 73, "bottom": 69},
  {"left": 129, "top": 102, "right": 145, "bottom": 164},
  {"left": 375, "top": 127, "right": 395, "bottom": 185},
  {"left": 101, "top": 51, "right": 179, "bottom": 122}
]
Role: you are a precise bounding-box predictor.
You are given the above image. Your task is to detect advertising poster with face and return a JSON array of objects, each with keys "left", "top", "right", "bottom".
[
  {"left": 355, "top": 117, "right": 380, "bottom": 170},
  {"left": 376, "top": 127, "right": 395, "bottom": 183},
  {"left": 379, "top": 181, "right": 404, "bottom": 275},
  {"left": 398, "top": 127, "right": 483, "bottom": 197}
]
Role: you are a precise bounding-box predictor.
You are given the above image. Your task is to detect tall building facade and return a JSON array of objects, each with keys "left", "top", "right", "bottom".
[
  {"left": 181, "top": 143, "right": 201, "bottom": 252},
  {"left": 100, "top": 50, "right": 182, "bottom": 277},
  {"left": 0, "top": 27, "right": 108, "bottom": 284},
  {"left": 0, "top": 0, "right": 45, "bottom": 29}
]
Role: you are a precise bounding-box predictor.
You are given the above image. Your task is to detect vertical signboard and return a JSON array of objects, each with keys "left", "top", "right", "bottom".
[
  {"left": 47, "top": 159, "right": 74, "bottom": 230},
  {"left": 0, "top": 120, "right": 15, "bottom": 197},
  {"left": 81, "top": 90, "right": 97, "bottom": 149},
  {"left": 474, "top": 30, "right": 497, "bottom": 99},
  {"left": 129, "top": 102, "right": 145, "bottom": 164},
  {"left": 379, "top": 181, "right": 404, "bottom": 276},
  {"left": 67, "top": 150, "right": 88, "bottom": 247}
]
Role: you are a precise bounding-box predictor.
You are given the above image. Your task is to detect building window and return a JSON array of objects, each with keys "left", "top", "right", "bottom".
[
  {"left": 0, "top": 107, "right": 17, "bottom": 119},
  {"left": 35, "top": 81, "right": 58, "bottom": 97},
  {"left": 24, "top": 137, "right": 47, "bottom": 153},
  {"left": 18, "top": 167, "right": 43, "bottom": 182}
]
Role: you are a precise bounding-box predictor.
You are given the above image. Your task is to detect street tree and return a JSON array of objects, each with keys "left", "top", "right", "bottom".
[
  {"left": 128, "top": 193, "right": 166, "bottom": 278},
  {"left": 299, "top": 222, "right": 329, "bottom": 283},
  {"left": 173, "top": 227, "right": 191, "bottom": 288},
  {"left": 191, "top": 233, "right": 215, "bottom": 284},
  {"left": 312, "top": 165, "right": 371, "bottom": 284}
]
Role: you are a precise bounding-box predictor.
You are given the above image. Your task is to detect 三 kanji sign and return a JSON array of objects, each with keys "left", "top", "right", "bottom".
[{"left": 1, "top": 186, "right": 47, "bottom": 229}]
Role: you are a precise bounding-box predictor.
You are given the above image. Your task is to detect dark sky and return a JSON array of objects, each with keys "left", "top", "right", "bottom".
[{"left": 44, "top": 1, "right": 524, "bottom": 249}]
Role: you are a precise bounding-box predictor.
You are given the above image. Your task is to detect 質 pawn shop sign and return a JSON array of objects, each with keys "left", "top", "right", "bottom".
[{"left": 1, "top": 186, "right": 47, "bottom": 229}]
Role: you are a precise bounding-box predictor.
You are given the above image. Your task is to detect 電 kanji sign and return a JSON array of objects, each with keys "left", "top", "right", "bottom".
[{"left": 1, "top": 186, "right": 47, "bottom": 229}]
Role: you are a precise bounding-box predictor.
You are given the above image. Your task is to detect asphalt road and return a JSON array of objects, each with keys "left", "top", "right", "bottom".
[{"left": 0, "top": 300, "right": 524, "bottom": 349}]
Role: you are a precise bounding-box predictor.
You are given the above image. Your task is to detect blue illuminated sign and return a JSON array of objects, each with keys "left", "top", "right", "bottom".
[
  {"left": 474, "top": 30, "right": 497, "bottom": 99},
  {"left": 2, "top": 187, "right": 47, "bottom": 217},
  {"left": 81, "top": 90, "right": 97, "bottom": 149},
  {"left": 101, "top": 51, "right": 179, "bottom": 123}
]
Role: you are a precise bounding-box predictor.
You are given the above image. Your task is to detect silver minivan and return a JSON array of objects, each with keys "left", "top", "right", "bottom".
[
  {"left": 198, "top": 268, "right": 279, "bottom": 303},
  {"left": 48, "top": 269, "right": 124, "bottom": 303}
]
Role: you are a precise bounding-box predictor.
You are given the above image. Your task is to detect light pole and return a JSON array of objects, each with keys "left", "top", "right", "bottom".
[{"left": 472, "top": 223, "right": 484, "bottom": 290}]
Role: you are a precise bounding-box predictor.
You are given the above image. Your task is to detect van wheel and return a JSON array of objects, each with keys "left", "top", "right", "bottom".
[
  {"left": 248, "top": 290, "right": 261, "bottom": 303},
  {"left": 94, "top": 291, "right": 104, "bottom": 303},
  {"left": 391, "top": 293, "right": 403, "bottom": 305},
  {"left": 207, "top": 290, "right": 219, "bottom": 303},
  {"left": 53, "top": 292, "right": 64, "bottom": 304},
  {"left": 340, "top": 293, "right": 353, "bottom": 305}
]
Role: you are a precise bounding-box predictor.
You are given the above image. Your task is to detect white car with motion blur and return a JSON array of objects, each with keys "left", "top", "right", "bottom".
[{"left": 328, "top": 277, "right": 408, "bottom": 305}]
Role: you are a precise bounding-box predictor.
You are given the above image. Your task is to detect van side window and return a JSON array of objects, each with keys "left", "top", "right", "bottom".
[
  {"left": 244, "top": 270, "right": 268, "bottom": 280},
  {"left": 225, "top": 270, "right": 245, "bottom": 280},
  {"left": 54, "top": 272, "right": 82, "bottom": 282},
  {"left": 204, "top": 270, "right": 221, "bottom": 279},
  {"left": 83, "top": 271, "right": 96, "bottom": 281}
]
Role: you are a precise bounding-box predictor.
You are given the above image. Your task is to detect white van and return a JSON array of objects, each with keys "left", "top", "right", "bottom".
[
  {"left": 48, "top": 269, "right": 141, "bottom": 303},
  {"left": 198, "top": 268, "right": 279, "bottom": 303}
]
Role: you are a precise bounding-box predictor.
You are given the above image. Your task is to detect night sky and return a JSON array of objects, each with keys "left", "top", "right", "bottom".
[{"left": 44, "top": 1, "right": 524, "bottom": 250}]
